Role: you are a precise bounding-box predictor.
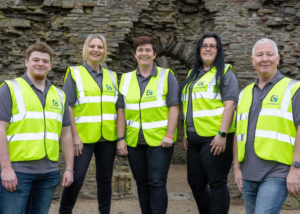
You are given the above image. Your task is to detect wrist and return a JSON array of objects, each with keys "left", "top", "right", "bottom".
[
  {"left": 218, "top": 131, "right": 228, "bottom": 138},
  {"left": 166, "top": 134, "right": 174, "bottom": 140},
  {"left": 65, "top": 168, "right": 74, "bottom": 173},
  {"left": 117, "top": 137, "right": 125, "bottom": 142}
]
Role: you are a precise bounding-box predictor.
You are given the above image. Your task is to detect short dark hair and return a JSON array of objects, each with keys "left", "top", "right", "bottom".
[
  {"left": 26, "top": 42, "right": 53, "bottom": 62},
  {"left": 134, "top": 36, "right": 157, "bottom": 54}
]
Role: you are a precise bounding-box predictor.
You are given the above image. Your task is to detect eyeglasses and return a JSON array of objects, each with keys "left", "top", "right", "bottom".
[{"left": 201, "top": 44, "right": 217, "bottom": 49}]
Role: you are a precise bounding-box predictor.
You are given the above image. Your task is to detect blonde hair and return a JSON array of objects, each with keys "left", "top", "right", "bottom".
[{"left": 82, "top": 34, "right": 107, "bottom": 64}]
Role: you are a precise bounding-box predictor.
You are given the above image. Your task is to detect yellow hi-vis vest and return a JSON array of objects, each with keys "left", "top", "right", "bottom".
[
  {"left": 181, "top": 64, "right": 236, "bottom": 138},
  {"left": 67, "top": 65, "right": 118, "bottom": 143},
  {"left": 119, "top": 67, "right": 177, "bottom": 147},
  {"left": 5, "top": 77, "right": 66, "bottom": 162},
  {"left": 236, "top": 77, "right": 300, "bottom": 165}
]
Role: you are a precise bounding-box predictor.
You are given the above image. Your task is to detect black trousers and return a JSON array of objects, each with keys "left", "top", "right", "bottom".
[
  {"left": 187, "top": 132, "right": 234, "bottom": 214},
  {"left": 128, "top": 144, "right": 174, "bottom": 214},
  {"left": 59, "top": 141, "right": 117, "bottom": 214}
]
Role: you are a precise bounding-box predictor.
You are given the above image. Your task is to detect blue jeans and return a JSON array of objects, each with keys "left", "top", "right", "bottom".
[
  {"left": 128, "top": 144, "right": 174, "bottom": 214},
  {"left": 242, "top": 178, "right": 289, "bottom": 214},
  {"left": 0, "top": 170, "right": 60, "bottom": 214}
]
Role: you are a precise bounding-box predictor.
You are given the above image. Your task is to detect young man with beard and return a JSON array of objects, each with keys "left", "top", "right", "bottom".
[{"left": 0, "top": 42, "right": 74, "bottom": 214}]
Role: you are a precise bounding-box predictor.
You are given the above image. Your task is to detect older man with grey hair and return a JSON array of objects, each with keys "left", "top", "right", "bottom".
[{"left": 233, "top": 38, "right": 300, "bottom": 214}]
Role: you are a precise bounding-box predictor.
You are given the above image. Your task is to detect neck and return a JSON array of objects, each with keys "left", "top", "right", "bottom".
[
  {"left": 138, "top": 63, "right": 154, "bottom": 78},
  {"left": 203, "top": 63, "right": 211, "bottom": 71},
  {"left": 27, "top": 73, "right": 46, "bottom": 92},
  {"left": 257, "top": 71, "right": 277, "bottom": 90},
  {"left": 86, "top": 61, "right": 101, "bottom": 73}
]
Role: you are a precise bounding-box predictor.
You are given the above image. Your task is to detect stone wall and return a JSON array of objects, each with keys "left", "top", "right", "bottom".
[{"left": 1, "top": 0, "right": 300, "bottom": 208}]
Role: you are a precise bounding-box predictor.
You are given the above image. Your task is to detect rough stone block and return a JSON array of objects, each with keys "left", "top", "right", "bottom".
[
  {"left": 0, "top": 19, "right": 10, "bottom": 28},
  {"left": 235, "top": 20, "right": 248, "bottom": 27},
  {"left": 11, "top": 19, "right": 30, "bottom": 28},
  {"left": 43, "top": 0, "right": 52, "bottom": 7},
  {"left": 13, "top": 0, "right": 23, "bottom": 6},
  {"left": 62, "top": 0, "right": 75, "bottom": 9},
  {"left": 243, "top": 3, "right": 260, "bottom": 10},
  {"left": 285, "top": 7, "right": 296, "bottom": 15},
  {"left": 230, "top": 44, "right": 242, "bottom": 50}
]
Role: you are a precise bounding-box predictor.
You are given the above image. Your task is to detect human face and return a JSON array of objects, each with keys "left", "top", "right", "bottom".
[
  {"left": 200, "top": 38, "right": 218, "bottom": 68},
  {"left": 134, "top": 43, "right": 156, "bottom": 68},
  {"left": 25, "top": 51, "right": 52, "bottom": 80},
  {"left": 86, "top": 38, "right": 104, "bottom": 64},
  {"left": 251, "top": 43, "right": 280, "bottom": 77}
]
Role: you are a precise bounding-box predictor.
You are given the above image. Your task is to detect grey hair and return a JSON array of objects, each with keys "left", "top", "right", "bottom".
[
  {"left": 252, "top": 38, "right": 278, "bottom": 57},
  {"left": 82, "top": 34, "right": 107, "bottom": 64}
]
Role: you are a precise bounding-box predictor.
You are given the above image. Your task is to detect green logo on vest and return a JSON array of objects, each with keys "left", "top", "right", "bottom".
[
  {"left": 146, "top": 89, "right": 153, "bottom": 96},
  {"left": 106, "top": 84, "right": 112, "bottom": 90},
  {"left": 198, "top": 81, "right": 205, "bottom": 86},
  {"left": 270, "top": 95, "right": 278, "bottom": 102},
  {"left": 53, "top": 100, "right": 59, "bottom": 106}
]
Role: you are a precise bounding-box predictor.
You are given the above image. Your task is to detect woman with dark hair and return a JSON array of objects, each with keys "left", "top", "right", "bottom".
[
  {"left": 117, "top": 36, "right": 180, "bottom": 214},
  {"left": 180, "top": 33, "right": 238, "bottom": 214},
  {"left": 59, "top": 34, "right": 118, "bottom": 214}
]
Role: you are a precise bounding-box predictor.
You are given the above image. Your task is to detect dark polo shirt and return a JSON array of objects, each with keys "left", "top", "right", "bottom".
[{"left": 0, "top": 72, "right": 71, "bottom": 173}]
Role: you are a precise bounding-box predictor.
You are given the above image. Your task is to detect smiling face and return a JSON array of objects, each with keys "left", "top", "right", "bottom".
[
  {"left": 86, "top": 38, "right": 105, "bottom": 64},
  {"left": 251, "top": 43, "right": 280, "bottom": 78},
  {"left": 134, "top": 43, "right": 157, "bottom": 68},
  {"left": 25, "top": 51, "right": 52, "bottom": 80},
  {"left": 200, "top": 37, "right": 218, "bottom": 68}
]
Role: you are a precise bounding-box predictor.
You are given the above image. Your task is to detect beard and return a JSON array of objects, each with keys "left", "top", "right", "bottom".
[{"left": 32, "top": 72, "right": 46, "bottom": 80}]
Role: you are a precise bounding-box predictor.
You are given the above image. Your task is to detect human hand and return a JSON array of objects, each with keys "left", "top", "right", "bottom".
[
  {"left": 210, "top": 134, "right": 226, "bottom": 155},
  {"left": 159, "top": 136, "right": 173, "bottom": 148},
  {"left": 117, "top": 140, "right": 128, "bottom": 155},
  {"left": 62, "top": 170, "right": 74, "bottom": 187},
  {"left": 74, "top": 135, "right": 83, "bottom": 156},
  {"left": 234, "top": 166, "right": 243, "bottom": 192},
  {"left": 1, "top": 167, "right": 18, "bottom": 192},
  {"left": 287, "top": 167, "right": 300, "bottom": 196},
  {"left": 183, "top": 136, "right": 188, "bottom": 151}
]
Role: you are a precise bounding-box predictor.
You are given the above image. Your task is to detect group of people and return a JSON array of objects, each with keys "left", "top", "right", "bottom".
[{"left": 0, "top": 32, "right": 299, "bottom": 214}]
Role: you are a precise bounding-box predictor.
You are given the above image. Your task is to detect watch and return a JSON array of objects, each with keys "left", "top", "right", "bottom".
[
  {"left": 218, "top": 131, "right": 227, "bottom": 138},
  {"left": 292, "top": 161, "right": 300, "bottom": 168},
  {"left": 117, "top": 137, "right": 125, "bottom": 142}
]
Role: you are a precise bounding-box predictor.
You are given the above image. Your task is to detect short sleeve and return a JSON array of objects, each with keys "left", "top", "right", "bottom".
[
  {"left": 292, "top": 88, "right": 300, "bottom": 127},
  {"left": 117, "top": 93, "right": 125, "bottom": 109},
  {"left": 62, "top": 100, "right": 71, "bottom": 127},
  {"left": 166, "top": 71, "right": 180, "bottom": 107},
  {"left": 221, "top": 68, "right": 239, "bottom": 102},
  {"left": 0, "top": 83, "right": 12, "bottom": 123},
  {"left": 63, "top": 70, "right": 77, "bottom": 107}
]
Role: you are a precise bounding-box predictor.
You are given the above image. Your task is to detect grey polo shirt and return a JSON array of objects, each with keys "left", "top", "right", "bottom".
[
  {"left": 117, "top": 63, "right": 180, "bottom": 144},
  {"left": 241, "top": 71, "right": 300, "bottom": 182},
  {"left": 186, "top": 68, "right": 238, "bottom": 134},
  {"left": 63, "top": 62, "right": 119, "bottom": 142},
  {"left": 0, "top": 72, "right": 71, "bottom": 174}
]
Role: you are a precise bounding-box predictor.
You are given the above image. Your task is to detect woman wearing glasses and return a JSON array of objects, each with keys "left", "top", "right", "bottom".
[{"left": 180, "top": 33, "right": 238, "bottom": 214}]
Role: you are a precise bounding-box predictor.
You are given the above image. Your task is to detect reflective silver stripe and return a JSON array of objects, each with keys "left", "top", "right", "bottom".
[
  {"left": 140, "top": 100, "right": 167, "bottom": 109},
  {"left": 207, "top": 74, "right": 216, "bottom": 93},
  {"left": 193, "top": 107, "right": 224, "bottom": 118},
  {"left": 10, "top": 112, "right": 43, "bottom": 122},
  {"left": 103, "top": 114, "right": 117, "bottom": 120},
  {"left": 281, "top": 80, "right": 298, "bottom": 111},
  {"left": 183, "top": 113, "right": 186, "bottom": 120},
  {"left": 7, "top": 132, "right": 58, "bottom": 142},
  {"left": 107, "top": 69, "right": 119, "bottom": 103},
  {"left": 121, "top": 72, "right": 133, "bottom": 97},
  {"left": 75, "top": 96, "right": 101, "bottom": 105},
  {"left": 142, "top": 120, "right": 168, "bottom": 129},
  {"left": 157, "top": 69, "right": 167, "bottom": 101},
  {"left": 55, "top": 87, "right": 64, "bottom": 116},
  {"left": 126, "top": 120, "right": 139, "bottom": 129},
  {"left": 237, "top": 133, "right": 246, "bottom": 142},
  {"left": 181, "top": 94, "right": 188, "bottom": 101},
  {"left": 45, "top": 112, "right": 63, "bottom": 123},
  {"left": 73, "top": 66, "right": 85, "bottom": 98},
  {"left": 260, "top": 109, "right": 293, "bottom": 121},
  {"left": 75, "top": 116, "right": 102, "bottom": 123},
  {"left": 192, "top": 91, "right": 221, "bottom": 100},
  {"left": 10, "top": 79, "right": 26, "bottom": 114},
  {"left": 125, "top": 103, "right": 140, "bottom": 110},
  {"left": 256, "top": 130, "right": 295, "bottom": 146},
  {"left": 238, "top": 88, "right": 246, "bottom": 105},
  {"left": 102, "top": 95, "right": 115, "bottom": 103},
  {"left": 237, "top": 112, "right": 248, "bottom": 122}
]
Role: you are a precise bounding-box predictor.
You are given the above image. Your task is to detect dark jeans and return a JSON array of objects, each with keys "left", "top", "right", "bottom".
[
  {"left": 128, "top": 144, "right": 174, "bottom": 214},
  {"left": 0, "top": 170, "right": 60, "bottom": 214},
  {"left": 59, "top": 141, "right": 117, "bottom": 214},
  {"left": 187, "top": 132, "right": 234, "bottom": 214}
]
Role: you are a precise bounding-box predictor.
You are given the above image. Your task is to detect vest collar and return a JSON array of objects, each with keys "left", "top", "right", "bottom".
[
  {"left": 136, "top": 62, "right": 158, "bottom": 77},
  {"left": 83, "top": 62, "right": 103, "bottom": 75},
  {"left": 255, "top": 70, "right": 284, "bottom": 87}
]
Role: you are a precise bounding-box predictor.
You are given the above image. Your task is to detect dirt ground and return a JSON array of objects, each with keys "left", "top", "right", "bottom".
[{"left": 49, "top": 165, "right": 299, "bottom": 214}]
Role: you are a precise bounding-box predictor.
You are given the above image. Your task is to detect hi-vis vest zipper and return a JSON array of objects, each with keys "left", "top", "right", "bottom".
[
  {"left": 236, "top": 77, "right": 300, "bottom": 165},
  {"left": 119, "top": 66, "right": 177, "bottom": 147},
  {"left": 67, "top": 65, "right": 118, "bottom": 143},
  {"left": 181, "top": 64, "right": 236, "bottom": 138},
  {"left": 5, "top": 77, "right": 65, "bottom": 162}
]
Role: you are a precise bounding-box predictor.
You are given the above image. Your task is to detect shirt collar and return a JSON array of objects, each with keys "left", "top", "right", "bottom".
[
  {"left": 136, "top": 62, "right": 158, "bottom": 77},
  {"left": 22, "top": 72, "right": 52, "bottom": 87},
  {"left": 254, "top": 70, "right": 284, "bottom": 86},
  {"left": 83, "top": 62, "right": 102, "bottom": 74}
]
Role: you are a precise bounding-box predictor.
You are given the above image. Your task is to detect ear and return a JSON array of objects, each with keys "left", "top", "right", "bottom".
[
  {"left": 25, "top": 58, "right": 28, "bottom": 68},
  {"left": 277, "top": 55, "right": 280, "bottom": 65},
  {"left": 153, "top": 52, "right": 157, "bottom": 60}
]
